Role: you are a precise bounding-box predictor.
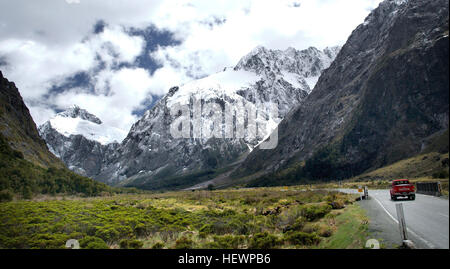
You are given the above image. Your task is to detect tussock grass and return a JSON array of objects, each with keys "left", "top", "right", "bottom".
[
  {"left": 317, "top": 204, "right": 369, "bottom": 249},
  {"left": 0, "top": 187, "right": 361, "bottom": 249}
]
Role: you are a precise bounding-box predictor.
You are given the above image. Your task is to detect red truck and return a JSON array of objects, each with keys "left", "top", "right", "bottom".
[{"left": 390, "top": 179, "right": 415, "bottom": 201}]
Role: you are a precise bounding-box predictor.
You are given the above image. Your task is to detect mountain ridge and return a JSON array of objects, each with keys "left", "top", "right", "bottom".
[
  {"left": 39, "top": 45, "right": 340, "bottom": 187},
  {"left": 235, "top": 0, "right": 449, "bottom": 186}
]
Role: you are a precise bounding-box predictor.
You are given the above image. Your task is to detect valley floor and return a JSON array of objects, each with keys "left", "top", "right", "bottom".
[{"left": 0, "top": 187, "right": 370, "bottom": 249}]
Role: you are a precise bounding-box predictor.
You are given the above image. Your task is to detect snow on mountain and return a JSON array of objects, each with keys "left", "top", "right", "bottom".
[
  {"left": 44, "top": 105, "right": 126, "bottom": 145},
  {"left": 38, "top": 45, "right": 340, "bottom": 186},
  {"left": 166, "top": 69, "right": 259, "bottom": 107},
  {"left": 38, "top": 105, "right": 123, "bottom": 177},
  {"left": 91, "top": 45, "right": 340, "bottom": 186}
]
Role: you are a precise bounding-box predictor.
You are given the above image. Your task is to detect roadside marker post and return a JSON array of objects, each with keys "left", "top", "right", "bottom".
[{"left": 395, "top": 203, "right": 408, "bottom": 241}]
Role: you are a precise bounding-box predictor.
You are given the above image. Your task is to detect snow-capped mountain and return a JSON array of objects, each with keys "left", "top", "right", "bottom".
[
  {"left": 41, "top": 105, "right": 126, "bottom": 145},
  {"left": 92, "top": 45, "right": 340, "bottom": 186},
  {"left": 235, "top": 46, "right": 340, "bottom": 93},
  {"left": 39, "top": 45, "right": 340, "bottom": 187},
  {"left": 38, "top": 105, "right": 123, "bottom": 177}
]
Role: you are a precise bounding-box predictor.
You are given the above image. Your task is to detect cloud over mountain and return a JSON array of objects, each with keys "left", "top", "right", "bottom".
[{"left": 0, "top": 0, "right": 382, "bottom": 134}]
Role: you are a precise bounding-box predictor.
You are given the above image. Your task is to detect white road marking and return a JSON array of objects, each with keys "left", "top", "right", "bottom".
[
  {"left": 372, "top": 195, "right": 398, "bottom": 223},
  {"left": 438, "top": 213, "right": 449, "bottom": 218},
  {"left": 371, "top": 195, "right": 436, "bottom": 249}
]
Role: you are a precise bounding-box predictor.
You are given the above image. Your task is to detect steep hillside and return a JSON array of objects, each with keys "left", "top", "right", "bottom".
[
  {"left": 0, "top": 71, "right": 63, "bottom": 168},
  {"left": 0, "top": 71, "right": 116, "bottom": 200},
  {"left": 237, "top": 0, "right": 449, "bottom": 185}
]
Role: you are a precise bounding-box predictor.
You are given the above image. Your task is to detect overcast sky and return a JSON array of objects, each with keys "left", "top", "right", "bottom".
[{"left": 0, "top": 0, "right": 382, "bottom": 135}]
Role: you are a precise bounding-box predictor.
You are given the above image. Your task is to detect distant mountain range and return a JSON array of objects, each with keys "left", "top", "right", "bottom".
[
  {"left": 3, "top": 0, "right": 448, "bottom": 193},
  {"left": 39, "top": 45, "right": 340, "bottom": 188}
]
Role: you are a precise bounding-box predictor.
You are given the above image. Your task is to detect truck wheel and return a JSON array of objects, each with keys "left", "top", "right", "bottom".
[
  {"left": 391, "top": 195, "right": 396, "bottom": 201},
  {"left": 410, "top": 195, "right": 415, "bottom": 200}
]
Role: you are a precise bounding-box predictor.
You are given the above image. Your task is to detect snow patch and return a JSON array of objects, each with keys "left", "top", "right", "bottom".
[{"left": 49, "top": 115, "right": 127, "bottom": 145}]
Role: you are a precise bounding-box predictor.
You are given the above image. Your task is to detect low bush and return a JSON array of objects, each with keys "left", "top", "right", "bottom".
[
  {"left": 282, "top": 217, "right": 306, "bottom": 233},
  {"left": 79, "top": 236, "right": 109, "bottom": 249},
  {"left": 300, "top": 204, "right": 332, "bottom": 221},
  {"left": 248, "top": 232, "right": 280, "bottom": 249},
  {"left": 151, "top": 242, "right": 165, "bottom": 249},
  {"left": 119, "top": 239, "right": 143, "bottom": 249},
  {"left": 175, "top": 236, "right": 193, "bottom": 249},
  {"left": 328, "top": 200, "right": 345, "bottom": 209},
  {"left": 95, "top": 226, "right": 119, "bottom": 243},
  {"left": 207, "top": 235, "right": 245, "bottom": 249},
  {"left": 283, "top": 231, "right": 320, "bottom": 246}
]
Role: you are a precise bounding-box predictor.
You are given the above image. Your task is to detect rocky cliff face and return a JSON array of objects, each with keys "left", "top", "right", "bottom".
[
  {"left": 236, "top": 0, "right": 449, "bottom": 183},
  {"left": 39, "top": 46, "right": 339, "bottom": 187}
]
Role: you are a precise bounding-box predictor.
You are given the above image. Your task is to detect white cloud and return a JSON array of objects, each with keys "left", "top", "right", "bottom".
[
  {"left": 89, "top": 25, "right": 144, "bottom": 67},
  {"left": 0, "top": 24, "right": 143, "bottom": 100},
  {"left": 149, "top": 0, "right": 383, "bottom": 79},
  {"left": 0, "top": 39, "right": 96, "bottom": 99},
  {"left": 0, "top": 0, "right": 382, "bottom": 137},
  {"left": 50, "top": 67, "right": 157, "bottom": 132}
]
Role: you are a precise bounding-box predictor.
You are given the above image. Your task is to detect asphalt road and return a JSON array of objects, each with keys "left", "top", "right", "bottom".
[{"left": 340, "top": 189, "right": 449, "bottom": 249}]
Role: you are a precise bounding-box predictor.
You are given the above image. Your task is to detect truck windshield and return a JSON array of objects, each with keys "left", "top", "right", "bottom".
[{"left": 393, "top": 180, "right": 409, "bottom": 185}]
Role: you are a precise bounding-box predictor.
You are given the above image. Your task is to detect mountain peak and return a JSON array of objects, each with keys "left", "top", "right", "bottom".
[
  {"left": 234, "top": 45, "right": 340, "bottom": 80},
  {"left": 40, "top": 105, "right": 127, "bottom": 145},
  {"left": 57, "top": 105, "right": 102, "bottom": 125}
]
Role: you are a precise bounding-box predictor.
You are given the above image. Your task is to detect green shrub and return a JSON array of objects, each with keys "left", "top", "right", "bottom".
[
  {"left": 95, "top": 226, "right": 119, "bottom": 243},
  {"left": 28, "top": 233, "right": 70, "bottom": 249},
  {"left": 199, "top": 224, "right": 213, "bottom": 234},
  {"left": 248, "top": 232, "right": 280, "bottom": 249},
  {"left": 119, "top": 239, "right": 143, "bottom": 249},
  {"left": 79, "top": 236, "right": 109, "bottom": 249},
  {"left": 301, "top": 223, "right": 318, "bottom": 234},
  {"left": 207, "top": 235, "right": 245, "bottom": 249},
  {"left": 300, "top": 204, "right": 332, "bottom": 221},
  {"left": 328, "top": 200, "right": 345, "bottom": 209},
  {"left": 283, "top": 231, "right": 320, "bottom": 246},
  {"left": 175, "top": 236, "right": 193, "bottom": 249},
  {"left": 282, "top": 217, "right": 306, "bottom": 233},
  {"left": 152, "top": 242, "right": 165, "bottom": 249},
  {"left": 318, "top": 226, "right": 333, "bottom": 237}
]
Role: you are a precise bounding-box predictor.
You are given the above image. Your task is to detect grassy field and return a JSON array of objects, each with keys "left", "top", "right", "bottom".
[{"left": 0, "top": 187, "right": 369, "bottom": 249}]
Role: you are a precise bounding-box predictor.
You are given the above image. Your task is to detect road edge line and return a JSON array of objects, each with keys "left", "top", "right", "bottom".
[{"left": 371, "top": 195, "right": 436, "bottom": 249}]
